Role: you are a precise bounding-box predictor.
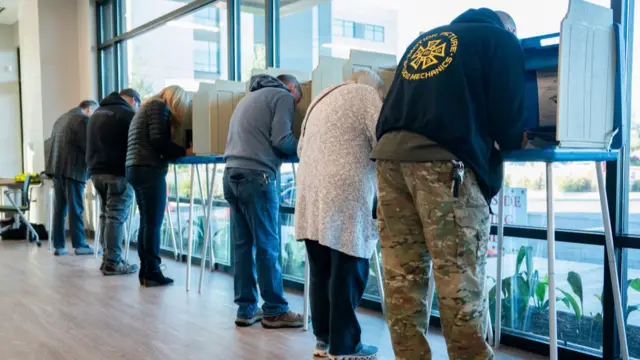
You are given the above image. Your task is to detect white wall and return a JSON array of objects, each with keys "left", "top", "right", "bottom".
[
  {"left": 0, "top": 23, "right": 22, "bottom": 177},
  {"left": 18, "top": 0, "right": 99, "bottom": 225}
]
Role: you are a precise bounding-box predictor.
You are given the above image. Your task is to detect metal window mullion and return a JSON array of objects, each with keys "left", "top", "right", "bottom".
[
  {"left": 265, "top": 0, "right": 280, "bottom": 68},
  {"left": 227, "top": 0, "right": 240, "bottom": 80}
]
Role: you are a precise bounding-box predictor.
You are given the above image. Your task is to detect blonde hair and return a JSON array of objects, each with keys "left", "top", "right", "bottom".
[
  {"left": 349, "top": 70, "right": 386, "bottom": 100},
  {"left": 143, "top": 85, "right": 192, "bottom": 127}
]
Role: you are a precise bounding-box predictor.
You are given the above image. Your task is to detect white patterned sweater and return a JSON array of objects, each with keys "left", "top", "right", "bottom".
[{"left": 294, "top": 83, "right": 382, "bottom": 259}]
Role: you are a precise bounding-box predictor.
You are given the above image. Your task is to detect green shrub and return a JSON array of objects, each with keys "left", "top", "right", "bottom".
[
  {"left": 558, "top": 176, "right": 595, "bottom": 193},
  {"left": 632, "top": 180, "right": 640, "bottom": 192}
]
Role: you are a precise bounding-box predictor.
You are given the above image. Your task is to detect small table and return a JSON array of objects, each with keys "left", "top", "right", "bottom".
[{"left": 0, "top": 178, "right": 25, "bottom": 232}]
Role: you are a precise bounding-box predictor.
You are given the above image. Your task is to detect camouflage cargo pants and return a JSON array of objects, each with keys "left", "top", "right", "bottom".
[{"left": 376, "top": 160, "right": 493, "bottom": 360}]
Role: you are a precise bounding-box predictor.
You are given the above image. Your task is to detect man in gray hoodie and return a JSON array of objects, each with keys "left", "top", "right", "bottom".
[{"left": 224, "top": 74, "right": 303, "bottom": 329}]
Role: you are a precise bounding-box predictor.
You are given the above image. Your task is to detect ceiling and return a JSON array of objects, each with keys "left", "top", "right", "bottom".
[{"left": 0, "top": 0, "right": 19, "bottom": 25}]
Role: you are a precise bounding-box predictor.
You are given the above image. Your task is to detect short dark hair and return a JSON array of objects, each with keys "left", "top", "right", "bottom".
[
  {"left": 277, "top": 74, "right": 301, "bottom": 95},
  {"left": 78, "top": 100, "right": 98, "bottom": 109},
  {"left": 119, "top": 88, "right": 141, "bottom": 104}
]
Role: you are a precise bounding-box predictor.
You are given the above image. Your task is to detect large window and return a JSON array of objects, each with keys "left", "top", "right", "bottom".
[
  {"left": 240, "top": 0, "right": 266, "bottom": 81},
  {"left": 279, "top": 0, "right": 611, "bottom": 74},
  {"left": 124, "top": 0, "right": 200, "bottom": 32},
  {"left": 120, "top": 3, "right": 228, "bottom": 98},
  {"left": 629, "top": 1, "right": 640, "bottom": 235}
]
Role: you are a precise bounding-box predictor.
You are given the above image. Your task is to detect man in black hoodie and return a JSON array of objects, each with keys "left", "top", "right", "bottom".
[
  {"left": 372, "top": 9, "right": 525, "bottom": 359},
  {"left": 87, "top": 88, "right": 140, "bottom": 276}
]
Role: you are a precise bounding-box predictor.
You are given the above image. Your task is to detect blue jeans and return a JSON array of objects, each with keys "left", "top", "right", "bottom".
[
  {"left": 92, "top": 174, "right": 134, "bottom": 263},
  {"left": 52, "top": 176, "right": 87, "bottom": 249},
  {"left": 223, "top": 167, "right": 288, "bottom": 318},
  {"left": 126, "top": 166, "right": 167, "bottom": 273}
]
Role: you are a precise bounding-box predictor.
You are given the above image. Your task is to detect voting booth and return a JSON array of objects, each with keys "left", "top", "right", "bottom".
[
  {"left": 192, "top": 81, "right": 246, "bottom": 155},
  {"left": 482, "top": 1, "right": 626, "bottom": 359},
  {"left": 192, "top": 49, "right": 397, "bottom": 156}
]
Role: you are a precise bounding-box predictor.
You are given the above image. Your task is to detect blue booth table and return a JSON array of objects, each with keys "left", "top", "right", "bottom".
[
  {"left": 495, "top": 148, "right": 625, "bottom": 358},
  {"left": 170, "top": 155, "right": 226, "bottom": 292}
]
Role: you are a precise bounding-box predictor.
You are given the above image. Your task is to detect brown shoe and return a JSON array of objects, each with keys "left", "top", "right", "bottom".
[{"left": 261, "top": 310, "right": 304, "bottom": 329}]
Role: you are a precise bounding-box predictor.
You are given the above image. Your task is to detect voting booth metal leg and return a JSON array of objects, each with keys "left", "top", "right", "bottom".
[
  {"left": 545, "top": 163, "right": 558, "bottom": 360},
  {"left": 486, "top": 287, "right": 494, "bottom": 345},
  {"left": 425, "top": 263, "right": 435, "bottom": 329},
  {"left": 373, "top": 246, "right": 385, "bottom": 314},
  {"left": 209, "top": 165, "right": 218, "bottom": 272},
  {"left": 166, "top": 198, "right": 179, "bottom": 261},
  {"left": 185, "top": 165, "right": 196, "bottom": 292},
  {"left": 173, "top": 165, "right": 184, "bottom": 259},
  {"left": 124, "top": 199, "right": 136, "bottom": 262},
  {"left": 198, "top": 165, "right": 217, "bottom": 293},
  {"left": 494, "top": 187, "right": 505, "bottom": 348},
  {"left": 596, "top": 162, "right": 629, "bottom": 360}
]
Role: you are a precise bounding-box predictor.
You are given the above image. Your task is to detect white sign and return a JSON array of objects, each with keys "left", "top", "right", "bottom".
[{"left": 488, "top": 187, "right": 528, "bottom": 254}]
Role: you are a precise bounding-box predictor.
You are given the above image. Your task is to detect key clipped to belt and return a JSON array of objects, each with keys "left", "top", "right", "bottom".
[{"left": 451, "top": 161, "right": 465, "bottom": 198}]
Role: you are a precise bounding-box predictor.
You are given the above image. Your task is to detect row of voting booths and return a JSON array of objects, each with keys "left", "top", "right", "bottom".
[
  {"left": 190, "top": 50, "right": 397, "bottom": 155},
  {"left": 171, "top": 0, "right": 628, "bottom": 358}
]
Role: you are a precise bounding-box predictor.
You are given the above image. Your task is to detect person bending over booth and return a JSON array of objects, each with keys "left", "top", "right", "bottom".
[
  {"left": 46, "top": 100, "right": 98, "bottom": 256},
  {"left": 126, "top": 85, "right": 193, "bottom": 287},
  {"left": 224, "top": 74, "right": 304, "bottom": 329},
  {"left": 87, "top": 88, "right": 141, "bottom": 276},
  {"left": 372, "top": 8, "right": 526, "bottom": 360},
  {"left": 295, "top": 70, "right": 385, "bottom": 360}
]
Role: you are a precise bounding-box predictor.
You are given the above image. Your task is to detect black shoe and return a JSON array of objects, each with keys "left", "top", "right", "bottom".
[{"left": 141, "top": 271, "right": 174, "bottom": 287}]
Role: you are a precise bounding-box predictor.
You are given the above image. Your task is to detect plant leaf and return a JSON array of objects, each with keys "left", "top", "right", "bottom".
[
  {"left": 535, "top": 282, "right": 547, "bottom": 305},
  {"left": 558, "top": 288, "right": 582, "bottom": 320},
  {"left": 626, "top": 305, "right": 640, "bottom": 326},
  {"left": 594, "top": 313, "right": 603, "bottom": 323},
  {"left": 629, "top": 279, "right": 640, "bottom": 292},
  {"left": 567, "top": 271, "right": 584, "bottom": 308},
  {"left": 516, "top": 246, "right": 527, "bottom": 275},
  {"left": 525, "top": 246, "right": 534, "bottom": 280}
]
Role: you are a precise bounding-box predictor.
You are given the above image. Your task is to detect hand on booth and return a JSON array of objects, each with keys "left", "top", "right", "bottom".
[{"left": 185, "top": 147, "right": 194, "bottom": 157}]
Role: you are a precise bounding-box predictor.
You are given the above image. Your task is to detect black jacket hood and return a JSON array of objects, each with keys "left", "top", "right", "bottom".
[
  {"left": 249, "top": 74, "right": 289, "bottom": 92},
  {"left": 451, "top": 8, "right": 505, "bottom": 29},
  {"left": 99, "top": 92, "right": 132, "bottom": 109}
]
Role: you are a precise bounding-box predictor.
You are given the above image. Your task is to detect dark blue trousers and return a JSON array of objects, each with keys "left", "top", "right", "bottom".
[
  {"left": 126, "top": 166, "right": 166, "bottom": 273},
  {"left": 305, "top": 240, "right": 369, "bottom": 356}
]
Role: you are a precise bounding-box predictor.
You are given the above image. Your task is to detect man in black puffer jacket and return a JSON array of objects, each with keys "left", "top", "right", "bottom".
[{"left": 87, "top": 88, "right": 140, "bottom": 276}]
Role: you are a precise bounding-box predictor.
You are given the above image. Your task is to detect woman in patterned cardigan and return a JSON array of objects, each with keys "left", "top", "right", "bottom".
[{"left": 294, "top": 70, "right": 385, "bottom": 360}]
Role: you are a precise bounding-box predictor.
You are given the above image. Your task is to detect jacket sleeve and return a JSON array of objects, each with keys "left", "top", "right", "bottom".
[
  {"left": 147, "top": 102, "right": 187, "bottom": 159},
  {"left": 271, "top": 93, "right": 298, "bottom": 156},
  {"left": 363, "top": 92, "right": 382, "bottom": 150},
  {"left": 486, "top": 34, "right": 526, "bottom": 151},
  {"left": 75, "top": 117, "right": 88, "bottom": 153}
]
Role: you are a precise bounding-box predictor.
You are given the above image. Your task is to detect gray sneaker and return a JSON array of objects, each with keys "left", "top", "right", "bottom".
[
  {"left": 314, "top": 341, "right": 329, "bottom": 358},
  {"left": 235, "top": 310, "right": 263, "bottom": 327},
  {"left": 329, "top": 345, "right": 378, "bottom": 360},
  {"left": 102, "top": 260, "right": 139, "bottom": 276},
  {"left": 261, "top": 310, "right": 304, "bottom": 329},
  {"left": 74, "top": 246, "right": 95, "bottom": 256},
  {"left": 54, "top": 248, "right": 69, "bottom": 256}
]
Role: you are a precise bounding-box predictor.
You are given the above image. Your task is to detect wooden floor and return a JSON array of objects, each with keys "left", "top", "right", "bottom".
[{"left": 0, "top": 240, "right": 545, "bottom": 360}]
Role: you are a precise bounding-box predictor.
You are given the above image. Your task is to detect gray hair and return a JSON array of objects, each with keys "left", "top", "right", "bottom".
[
  {"left": 349, "top": 69, "right": 386, "bottom": 100},
  {"left": 495, "top": 10, "right": 517, "bottom": 36}
]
